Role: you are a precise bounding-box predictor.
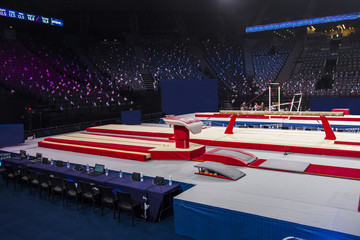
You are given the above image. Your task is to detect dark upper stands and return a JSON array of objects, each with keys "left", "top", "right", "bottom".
[
  {"left": 2, "top": 31, "right": 360, "bottom": 121},
  {"left": 86, "top": 42, "right": 145, "bottom": 91},
  {"left": 252, "top": 38, "right": 295, "bottom": 91},
  {"left": 200, "top": 41, "right": 248, "bottom": 94},
  {"left": 0, "top": 39, "right": 134, "bottom": 112},
  {"left": 144, "top": 40, "right": 205, "bottom": 81},
  {"left": 282, "top": 33, "right": 360, "bottom": 97}
]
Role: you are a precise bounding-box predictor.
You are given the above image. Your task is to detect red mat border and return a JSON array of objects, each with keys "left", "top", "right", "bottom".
[
  {"left": 81, "top": 132, "right": 175, "bottom": 143},
  {"left": 190, "top": 139, "right": 360, "bottom": 158},
  {"left": 248, "top": 159, "right": 360, "bottom": 180},
  {"left": 195, "top": 113, "right": 360, "bottom": 122},
  {"left": 305, "top": 164, "right": 360, "bottom": 180},
  {"left": 86, "top": 127, "right": 173, "bottom": 138},
  {"left": 334, "top": 141, "right": 360, "bottom": 146},
  {"left": 38, "top": 141, "right": 149, "bottom": 161},
  {"left": 44, "top": 137, "right": 154, "bottom": 153}
]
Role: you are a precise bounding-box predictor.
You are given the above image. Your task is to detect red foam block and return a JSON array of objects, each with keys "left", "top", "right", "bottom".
[
  {"left": 44, "top": 137, "right": 153, "bottom": 153},
  {"left": 39, "top": 141, "right": 148, "bottom": 161},
  {"left": 81, "top": 132, "right": 175, "bottom": 143},
  {"left": 150, "top": 146, "right": 205, "bottom": 160},
  {"left": 334, "top": 141, "right": 360, "bottom": 146},
  {"left": 305, "top": 164, "right": 360, "bottom": 180},
  {"left": 86, "top": 127, "right": 173, "bottom": 138}
]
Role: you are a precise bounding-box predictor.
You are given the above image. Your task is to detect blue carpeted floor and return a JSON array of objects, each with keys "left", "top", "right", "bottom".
[{"left": 0, "top": 178, "right": 192, "bottom": 240}]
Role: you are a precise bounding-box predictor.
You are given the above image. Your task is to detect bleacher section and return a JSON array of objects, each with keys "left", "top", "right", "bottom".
[
  {"left": 0, "top": 39, "right": 136, "bottom": 113},
  {"left": 2, "top": 26, "right": 360, "bottom": 131},
  {"left": 200, "top": 41, "right": 248, "bottom": 94},
  {"left": 252, "top": 38, "right": 295, "bottom": 91},
  {"left": 282, "top": 33, "right": 360, "bottom": 97},
  {"left": 86, "top": 42, "right": 145, "bottom": 91},
  {"left": 144, "top": 41, "right": 205, "bottom": 81}
]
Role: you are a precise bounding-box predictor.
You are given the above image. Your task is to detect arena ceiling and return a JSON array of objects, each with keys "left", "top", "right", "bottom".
[
  {"left": 3, "top": 0, "right": 360, "bottom": 18},
  {"left": 1, "top": 0, "right": 360, "bottom": 36}
]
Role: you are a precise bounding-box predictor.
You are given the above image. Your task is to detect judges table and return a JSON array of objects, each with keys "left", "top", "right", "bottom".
[
  {"left": 105, "top": 175, "right": 181, "bottom": 221},
  {"left": 2, "top": 158, "right": 181, "bottom": 222}
]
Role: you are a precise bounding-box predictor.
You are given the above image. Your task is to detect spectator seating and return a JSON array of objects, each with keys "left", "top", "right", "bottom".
[
  {"left": 144, "top": 41, "right": 205, "bottom": 81},
  {"left": 200, "top": 41, "right": 248, "bottom": 94}
]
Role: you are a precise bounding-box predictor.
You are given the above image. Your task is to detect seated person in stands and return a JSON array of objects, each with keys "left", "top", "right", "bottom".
[
  {"left": 258, "top": 102, "right": 265, "bottom": 111},
  {"left": 270, "top": 104, "right": 278, "bottom": 111},
  {"left": 240, "top": 101, "right": 247, "bottom": 110},
  {"left": 252, "top": 102, "right": 259, "bottom": 111}
]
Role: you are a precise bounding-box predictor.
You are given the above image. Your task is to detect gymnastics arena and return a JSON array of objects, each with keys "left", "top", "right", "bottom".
[{"left": 1, "top": 1, "right": 360, "bottom": 240}]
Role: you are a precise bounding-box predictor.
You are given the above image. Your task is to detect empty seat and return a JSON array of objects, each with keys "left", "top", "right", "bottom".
[
  {"left": 64, "top": 180, "right": 82, "bottom": 210},
  {"left": 49, "top": 176, "right": 65, "bottom": 206},
  {"left": 5, "top": 165, "right": 20, "bottom": 191},
  {"left": 38, "top": 173, "right": 51, "bottom": 200},
  {"left": 28, "top": 169, "right": 39, "bottom": 194},
  {"left": 100, "top": 186, "right": 117, "bottom": 219},
  {"left": 116, "top": 191, "right": 141, "bottom": 227},
  {"left": 79, "top": 181, "right": 100, "bottom": 213}
]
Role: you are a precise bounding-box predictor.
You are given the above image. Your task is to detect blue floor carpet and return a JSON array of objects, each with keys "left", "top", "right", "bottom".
[{"left": 0, "top": 179, "right": 192, "bottom": 240}]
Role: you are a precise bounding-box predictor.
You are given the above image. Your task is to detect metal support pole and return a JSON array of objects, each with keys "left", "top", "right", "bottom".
[
  {"left": 278, "top": 85, "right": 280, "bottom": 111},
  {"left": 268, "top": 85, "right": 271, "bottom": 111}
]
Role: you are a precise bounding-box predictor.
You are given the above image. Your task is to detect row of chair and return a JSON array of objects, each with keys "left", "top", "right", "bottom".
[{"left": 1, "top": 164, "right": 141, "bottom": 227}]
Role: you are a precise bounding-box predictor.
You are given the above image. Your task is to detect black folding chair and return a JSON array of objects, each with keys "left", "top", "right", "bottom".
[
  {"left": 5, "top": 165, "right": 20, "bottom": 191},
  {"left": 38, "top": 173, "right": 51, "bottom": 200},
  {"left": 19, "top": 166, "right": 30, "bottom": 190},
  {"left": 64, "top": 179, "right": 82, "bottom": 210},
  {"left": 116, "top": 191, "right": 141, "bottom": 227},
  {"left": 0, "top": 165, "right": 7, "bottom": 182},
  {"left": 49, "top": 176, "right": 65, "bottom": 206},
  {"left": 100, "top": 186, "right": 117, "bottom": 219},
  {"left": 28, "top": 169, "right": 39, "bottom": 194},
  {"left": 79, "top": 181, "right": 99, "bottom": 213}
]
